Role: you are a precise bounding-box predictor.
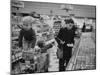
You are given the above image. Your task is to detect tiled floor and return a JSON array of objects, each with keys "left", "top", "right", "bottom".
[{"left": 48, "top": 44, "right": 59, "bottom": 71}]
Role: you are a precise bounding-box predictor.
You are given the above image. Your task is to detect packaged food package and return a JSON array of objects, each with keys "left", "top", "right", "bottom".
[
  {"left": 37, "top": 53, "right": 48, "bottom": 72},
  {"left": 22, "top": 50, "right": 35, "bottom": 61}
]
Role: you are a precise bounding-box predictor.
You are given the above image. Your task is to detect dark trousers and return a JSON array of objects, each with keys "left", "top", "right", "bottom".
[
  {"left": 23, "top": 38, "right": 36, "bottom": 51},
  {"left": 59, "top": 46, "right": 72, "bottom": 71}
]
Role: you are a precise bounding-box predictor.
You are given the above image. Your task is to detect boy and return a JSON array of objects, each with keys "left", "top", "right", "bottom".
[
  {"left": 53, "top": 21, "right": 62, "bottom": 37},
  {"left": 18, "top": 16, "right": 36, "bottom": 51},
  {"left": 56, "top": 19, "right": 75, "bottom": 71}
]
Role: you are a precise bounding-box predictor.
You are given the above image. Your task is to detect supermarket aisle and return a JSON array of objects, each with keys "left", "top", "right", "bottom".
[
  {"left": 68, "top": 32, "right": 96, "bottom": 70},
  {"left": 48, "top": 38, "right": 80, "bottom": 72}
]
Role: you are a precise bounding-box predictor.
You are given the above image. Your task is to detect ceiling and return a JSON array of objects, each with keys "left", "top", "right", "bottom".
[{"left": 11, "top": 1, "right": 96, "bottom": 18}]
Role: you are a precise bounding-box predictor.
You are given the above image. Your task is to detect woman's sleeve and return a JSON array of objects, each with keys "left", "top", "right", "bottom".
[
  {"left": 55, "top": 28, "right": 63, "bottom": 47},
  {"left": 71, "top": 31, "right": 75, "bottom": 44}
]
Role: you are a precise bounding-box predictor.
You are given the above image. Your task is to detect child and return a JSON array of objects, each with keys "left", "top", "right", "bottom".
[
  {"left": 18, "top": 16, "right": 36, "bottom": 51},
  {"left": 53, "top": 21, "right": 62, "bottom": 37}
]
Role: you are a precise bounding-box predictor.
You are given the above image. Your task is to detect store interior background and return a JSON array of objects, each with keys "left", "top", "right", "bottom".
[
  {"left": 11, "top": 0, "right": 96, "bottom": 74},
  {"left": 11, "top": 0, "right": 96, "bottom": 28}
]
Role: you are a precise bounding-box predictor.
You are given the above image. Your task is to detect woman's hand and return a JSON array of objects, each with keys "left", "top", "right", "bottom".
[{"left": 67, "top": 44, "right": 74, "bottom": 47}]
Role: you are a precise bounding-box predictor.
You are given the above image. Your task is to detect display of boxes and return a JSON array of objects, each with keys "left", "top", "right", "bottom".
[{"left": 22, "top": 50, "right": 36, "bottom": 61}]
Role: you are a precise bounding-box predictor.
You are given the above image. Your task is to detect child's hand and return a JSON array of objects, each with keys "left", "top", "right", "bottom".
[
  {"left": 60, "top": 41, "right": 65, "bottom": 44},
  {"left": 18, "top": 47, "right": 22, "bottom": 51}
]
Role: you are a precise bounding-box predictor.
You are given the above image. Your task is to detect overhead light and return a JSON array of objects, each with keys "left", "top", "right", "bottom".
[{"left": 60, "top": 4, "right": 73, "bottom": 12}]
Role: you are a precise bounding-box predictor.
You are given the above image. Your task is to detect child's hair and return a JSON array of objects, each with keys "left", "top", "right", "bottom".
[
  {"left": 64, "top": 19, "right": 74, "bottom": 24},
  {"left": 22, "top": 16, "right": 36, "bottom": 25}
]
